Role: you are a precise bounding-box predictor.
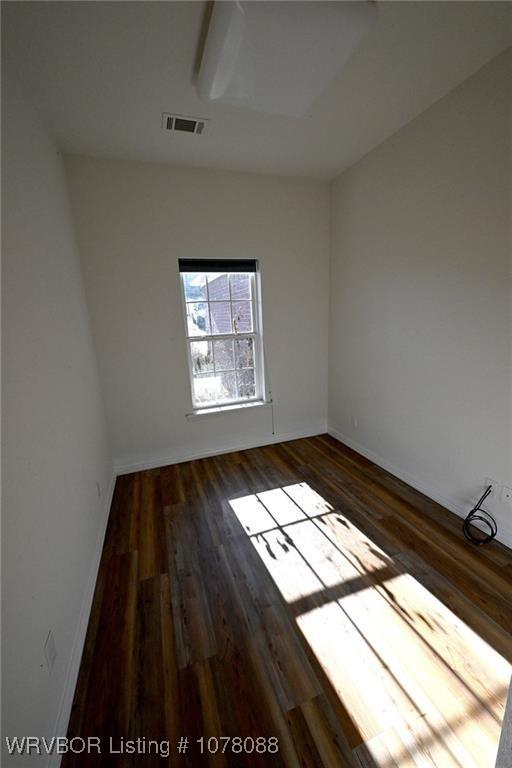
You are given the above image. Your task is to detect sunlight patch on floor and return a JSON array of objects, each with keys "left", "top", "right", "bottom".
[{"left": 228, "top": 482, "right": 511, "bottom": 768}]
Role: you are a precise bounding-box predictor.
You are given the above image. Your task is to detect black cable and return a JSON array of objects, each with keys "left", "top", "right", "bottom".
[{"left": 462, "top": 485, "right": 497, "bottom": 545}]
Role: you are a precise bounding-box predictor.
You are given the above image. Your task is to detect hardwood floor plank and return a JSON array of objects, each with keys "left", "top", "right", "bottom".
[
  {"left": 160, "top": 574, "right": 182, "bottom": 754},
  {"left": 131, "top": 576, "right": 167, "bottom": 766},
  {"left": 138, "top": 473, "right": 166, "bottom": 581},
  {"left": 65, "top": 551, "right": 138, "bottom": 767},
  {"left": 300, "top": 695, "right": 358, "bottom": 768},
  {"left": 285, "top": 704, "right": 326, "bottom": 767}
]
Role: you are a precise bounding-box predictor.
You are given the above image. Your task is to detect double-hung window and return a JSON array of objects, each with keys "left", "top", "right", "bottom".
[{"left": 179, "top": 259, "right": 264, "bottom": 410}]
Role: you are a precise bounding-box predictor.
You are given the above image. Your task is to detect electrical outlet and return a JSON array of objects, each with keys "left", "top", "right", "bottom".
[
  {"left": 352, "top": 415, "right": 359, "bottom": 429},
  {"left": 96, "top": 481, "right": 101, "bottom": 498},
  {"left": 44, "top": 631, "right": 57, "bottom": 673},
  {"left": 502, "top": 486, "right": 512, "bottom": 505}
]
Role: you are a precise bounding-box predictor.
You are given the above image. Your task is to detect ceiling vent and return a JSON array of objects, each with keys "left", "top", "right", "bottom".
[{"left": 162, "top": 113, "right": 207, "bottom": 135}]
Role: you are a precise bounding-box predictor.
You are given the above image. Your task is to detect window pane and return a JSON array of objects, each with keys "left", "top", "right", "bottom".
[
  {"left": 190, "top": 341, "right": 213, "bottom": 374},
  {"left": 235, "top": 338, "right": 254, "bottom": 369},
  {"left": 220, "top": 371, "right": 237, "bottom": 401},
  {"left": 186, "top": 302, "right": 210, "bottom": 336},
  {"left": 207, "top": 273, "right": 229, "bottom": 300},
  {"left": 192, "top": 371, "right": 238, "bottom": 406},
  {"left": 237, "top": 369, "right": 256, "bottom": 399},
  {"left": 192, "top": 374, "right": 219, "bottom": 405},
  {"left": 183, "top": 273, "right": 207, "bottom": 302},
  {"left": 213, "top": 339, "right": 234, "bottom": 371},
  {"left": 232, "top": 301, "right": 253, "bottom": 333},
  {"left": 210, "top": 301, "right": 232, "bottom": 334},
  {"left": 230, "top": 273, "right": 251, "bottom": 300}
]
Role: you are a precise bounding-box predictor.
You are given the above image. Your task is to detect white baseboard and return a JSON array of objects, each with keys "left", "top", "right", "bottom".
[
  {"left": 115, "top": 423, "right": 327, "bottom": 475},
  {"left": 47, "top": 471, "right": 116, "bottom": 768},
  {"left": 328, "top": 424, "right": 512, "bottom": 549}
]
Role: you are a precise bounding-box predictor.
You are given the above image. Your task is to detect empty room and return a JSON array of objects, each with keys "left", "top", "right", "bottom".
[{"left": 2, "top": 1, "right": 512, "bottom": 766}]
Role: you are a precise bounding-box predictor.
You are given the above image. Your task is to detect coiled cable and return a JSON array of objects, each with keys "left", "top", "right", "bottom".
[{"left": 462, "top": 485, "right": 497, "bottom": 545}]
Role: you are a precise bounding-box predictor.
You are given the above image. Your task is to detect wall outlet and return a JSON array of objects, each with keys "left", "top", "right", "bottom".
[
  {"left": 96, "top": 481, "right": 101, "bottom": 498},
  {"left": 351, "top": 415, "right": 359, "bottom": 429},
  {"left": 44, "top": 630, "right": 57, "bottom": 673}
]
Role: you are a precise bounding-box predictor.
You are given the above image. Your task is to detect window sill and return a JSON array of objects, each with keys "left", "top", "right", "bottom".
[{"left": 186, "top": 399, "right": 271, "bottom": 420}]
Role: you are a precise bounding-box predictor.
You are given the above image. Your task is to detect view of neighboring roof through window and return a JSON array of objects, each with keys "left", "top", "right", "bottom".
[{"left": 178, "top": 260, "right": 264, "bottom": 410}]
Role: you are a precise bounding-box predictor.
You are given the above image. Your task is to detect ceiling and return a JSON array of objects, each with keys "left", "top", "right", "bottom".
[{"left": 3, "top": 1, "right": 512, "bottom": 179}]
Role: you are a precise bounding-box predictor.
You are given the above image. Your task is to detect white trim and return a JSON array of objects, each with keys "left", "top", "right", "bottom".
[
  {"left": 186, "top": 399, "right": 271, "bottom": 419},
  {"left": 114, "top": 422, "right": 327, "bottom": 475},
  {"left": 328, "top": 424, "right": 512, "bottom": 548},
  {"left": 47, "top": 471, "right": 116, "bottom": 768}
]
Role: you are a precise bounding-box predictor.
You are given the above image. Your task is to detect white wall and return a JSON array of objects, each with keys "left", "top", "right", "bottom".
[
  {"left": 329, "top": 49, "right": 512, "bottom": 545},
  {"left": 2, "top": 73, "right": 113, "bottom": 764},
  {"left": 64, "top": 157, "right": 329, "bottom": 472}
]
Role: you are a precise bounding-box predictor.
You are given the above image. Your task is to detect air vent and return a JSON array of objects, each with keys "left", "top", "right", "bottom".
[{"left": 162, "top": 113, "right": 207, "bottom": 135}]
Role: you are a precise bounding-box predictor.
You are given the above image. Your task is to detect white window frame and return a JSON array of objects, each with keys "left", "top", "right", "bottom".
[{"left": 180, "top": 267, "right": 265, "bottom": 411}]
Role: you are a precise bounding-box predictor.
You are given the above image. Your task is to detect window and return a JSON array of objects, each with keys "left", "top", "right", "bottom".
[{"left": 179, "top": 259, "right": 265, "bottom": 410}]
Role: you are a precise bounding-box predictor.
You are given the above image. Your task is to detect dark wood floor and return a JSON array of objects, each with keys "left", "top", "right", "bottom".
[{"left": 64, "top": 435, "right": 512, "bottom": 767}]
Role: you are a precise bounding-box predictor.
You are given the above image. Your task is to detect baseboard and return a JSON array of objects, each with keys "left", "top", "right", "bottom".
[
  {"left": 115, "top": 423, "right": 327, "bottom": 475},
  {"left": 47, "top": 471, "right": 116, "bottom": 768},
  {"left": 328, "top": 424, "right": 512, "bottom": 549}
]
